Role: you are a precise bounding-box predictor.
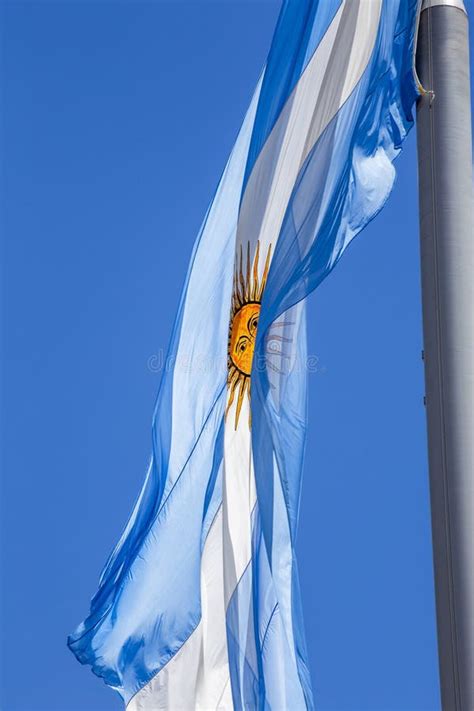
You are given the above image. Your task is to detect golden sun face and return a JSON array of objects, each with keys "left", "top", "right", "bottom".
[
  {"left": 227, "top": 241, "right": 272, "bottom": 429},
  {"left": 229, "top": 302, "right": 260, "bottom": 376}
]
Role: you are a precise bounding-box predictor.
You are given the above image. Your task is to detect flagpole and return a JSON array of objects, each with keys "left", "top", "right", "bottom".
[{"left": 415, "top": 1, "right": 474, "bottom": 709}]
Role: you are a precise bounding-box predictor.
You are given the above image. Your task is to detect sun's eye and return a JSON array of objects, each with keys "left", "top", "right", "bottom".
[
  {"left": 248, "top": 314, "right": 259, "bottom": 336},
  {"left": 236, "top": 336, "right": 249, "bottom": 354}
]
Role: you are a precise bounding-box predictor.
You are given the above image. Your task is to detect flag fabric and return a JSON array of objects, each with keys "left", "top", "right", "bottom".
[{"left": 69, "top": 1, "right": 421, "bottom": 708}]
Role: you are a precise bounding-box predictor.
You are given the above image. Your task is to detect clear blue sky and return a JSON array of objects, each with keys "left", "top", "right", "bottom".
[{"left": 1, "top": 2, "right": 472, "bottom": 710}]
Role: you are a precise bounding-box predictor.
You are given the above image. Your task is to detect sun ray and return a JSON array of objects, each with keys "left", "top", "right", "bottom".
[
  {"left": 265, "top": 334, "right": 292, "bottom": 343},
  {"left": 271, "top": 320, "right": 295, "bottom": 327},
  {"left": 226, "top": 381, "right": 238, "bottom": 419},
  {"left": 239, "top": 244, "right": 246, "bottom": 302},
  {"left": 246, "top": 242, "right": 251, "bottom": 302},
  {"left": 252, "top": 241, "right": 260, "bottom": 301},
  {"left": 227, "top": 365, "right": 239, "bottom": 387},
  {"left": 226, "top": 365, "right": 242, "bottom": 418},
  {"left": 235, "top": 279, "right": 242, "bottom": 308},
  {"left": 266, "top": 351, "right": 291, "bottom": 361},
  {"left": 266, "top": 360, "right": 284, "bottom": 374},
  {"left": 234, "top": 376, "right": 249, "bottom": 430},
  {"left": 258, "top": 244, "right": 272, "bottom": 301}
]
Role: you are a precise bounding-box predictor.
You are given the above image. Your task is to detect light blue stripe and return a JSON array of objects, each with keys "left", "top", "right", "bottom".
[
  {"left": 68, "top": 76, "right": 263, "bottom": 703},
  {"left": 226, "top": 505, "right": 310, "bottom": 710}
]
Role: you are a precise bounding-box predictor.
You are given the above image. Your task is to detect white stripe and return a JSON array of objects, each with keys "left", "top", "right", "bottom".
[
  {"left": 223, "top": 397, "right": 256, "bottom": 607},
  {"left": 129, "top": 2, "right": 382, "bottom": 708}
]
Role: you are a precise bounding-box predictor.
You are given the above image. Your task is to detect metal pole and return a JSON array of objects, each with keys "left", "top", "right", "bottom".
[{"left": 416, "top": 1, "right": 474, "bottom": 709}]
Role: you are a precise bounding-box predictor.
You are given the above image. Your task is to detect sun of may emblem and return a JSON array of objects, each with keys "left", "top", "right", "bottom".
[{"left": 227, "top": 241, "right": 272, "bottom": 429}]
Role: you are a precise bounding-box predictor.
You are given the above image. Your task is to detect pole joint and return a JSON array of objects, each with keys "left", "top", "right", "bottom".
[{"left": 421, "top": 0, "right": 467, "bottom": 14}]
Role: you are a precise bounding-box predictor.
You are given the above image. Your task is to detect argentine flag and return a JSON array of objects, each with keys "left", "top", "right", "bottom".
[{"left": 69, "top": 1, "right": 421, "bottom": 708}]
